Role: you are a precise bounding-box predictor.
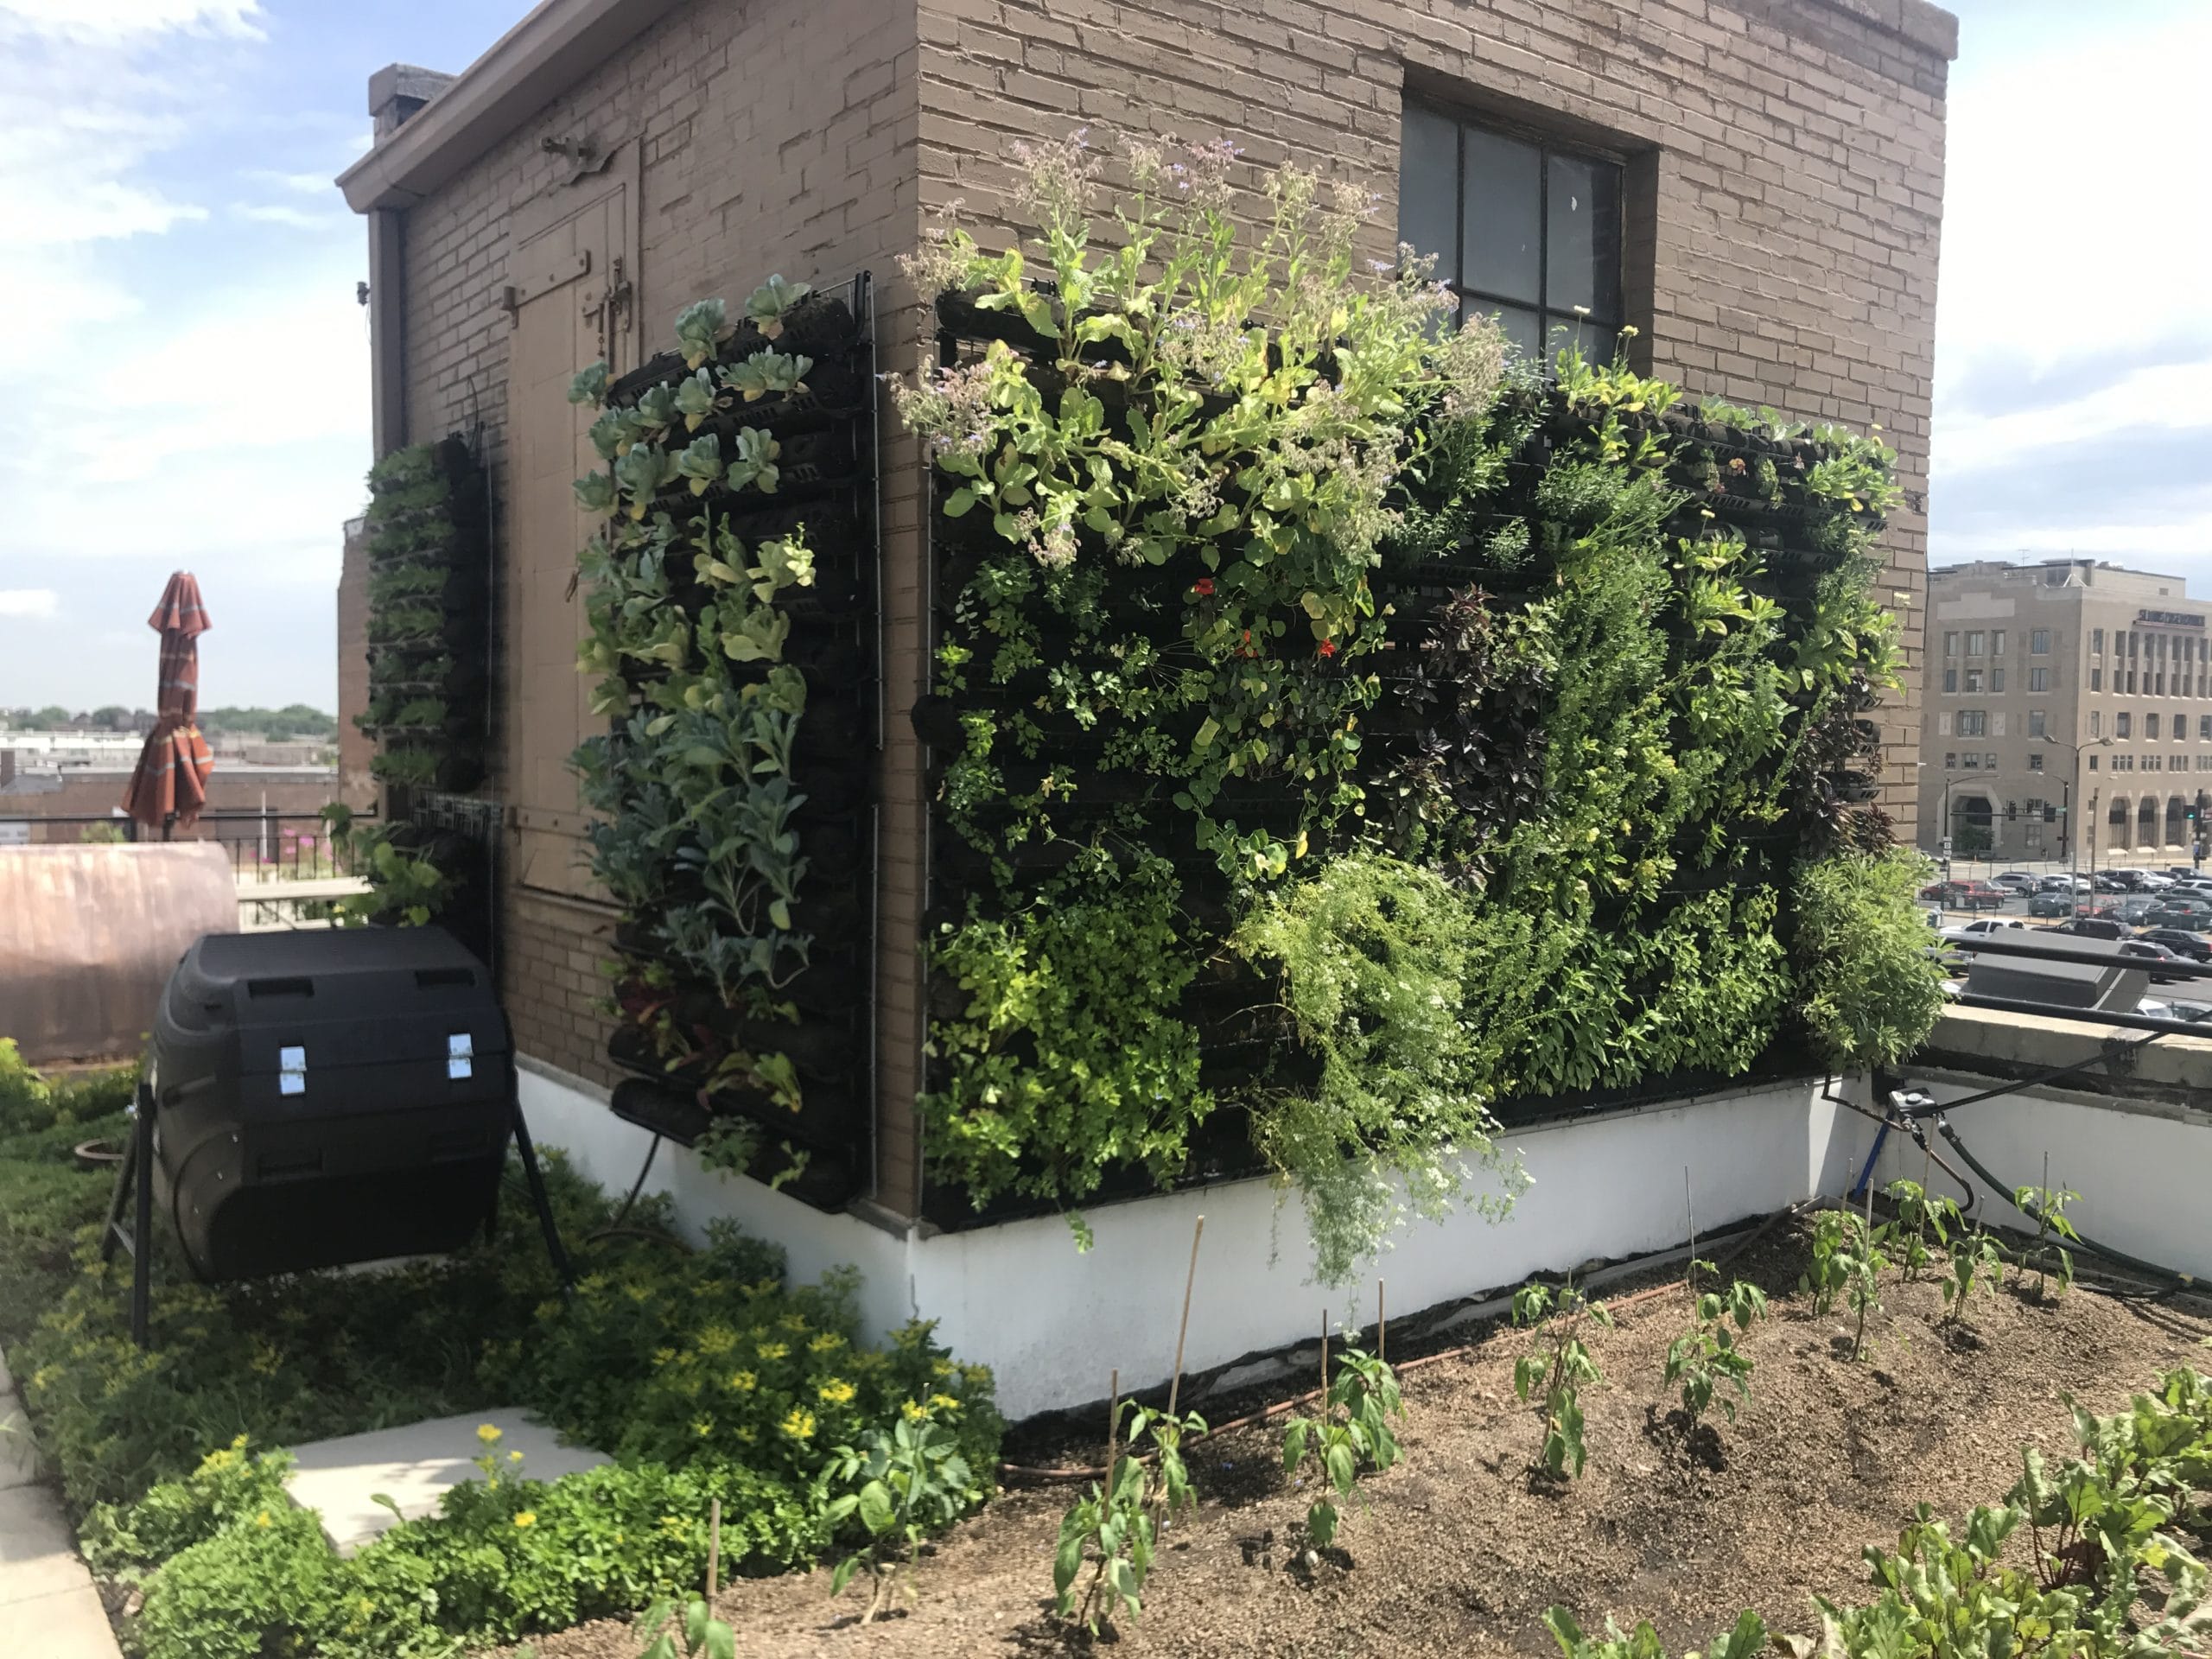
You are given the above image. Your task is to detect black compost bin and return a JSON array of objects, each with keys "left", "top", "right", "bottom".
[{"left": 147, "top": 926, "right": 512, "bottom": 1281}]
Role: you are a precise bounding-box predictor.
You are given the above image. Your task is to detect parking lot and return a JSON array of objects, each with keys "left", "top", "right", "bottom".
[{"left": 1921, "top": 860, "right": 2212, "bottom": 1013}]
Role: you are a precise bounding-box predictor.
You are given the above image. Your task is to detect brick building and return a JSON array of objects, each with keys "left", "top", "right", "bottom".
[{"left": 339, "top": 0, "right": 1954, "bottom": 1392}]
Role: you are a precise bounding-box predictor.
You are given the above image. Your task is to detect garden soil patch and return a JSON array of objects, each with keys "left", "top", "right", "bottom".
[{"left": 482, "top": 1220, "right": 2212, "bottom": 1659}]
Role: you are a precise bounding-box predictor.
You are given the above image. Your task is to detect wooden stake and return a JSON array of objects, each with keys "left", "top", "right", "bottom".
[
  {"left": 1685, "top": 1166, "right": 1697, "bottom": 1300},
  {"left": 707, "top": 1497, "right": 721, "bottom": 1601},
  {"left": 1106, "top": 1368, "right": 1119, "bottom": 1474},
  {"left": 1376, "top": 1279, "right": 1387, "bottom": 1363},
  {"left": 1166, "top": 1214, "right": 1205, "bottom": 1421},
  {"left": 1320, "top": 1309, "right": 1330, "bottom": 1404}
]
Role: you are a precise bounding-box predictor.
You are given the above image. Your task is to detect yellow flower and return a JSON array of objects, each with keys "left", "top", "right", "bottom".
[
  {"left": 780, "top": 1407, "right": 817, "bottom": 1441},
  {"left": 696, "top": 1324, "right": 738, "bottom": 1356},
  {"left": 727, "top": 1370, "right": 758, "bottom": 1393},
  {"left": 808, "top": 1332, "right": 845, "bottom": 1355},
  {"left": 817, "top": 1378, "right": 856, "bottom": 1406},
  {"left": 693, "top": 1417, "right": 715, "bottom": 1437},
  {"left": 735, "top": 1426, "right": 757, "bottom": 1445},
  {"left": 900, "top": 1399, "right": 929, "bottom": 1423},
  {"left": 780, "top": 1313, "right": 810, "bottom": 1333},
  {"left": 476, "top": 1424, "right": 503, "bottom": 1448},
  {"left": 512, "top": 1511, "right": 537, "bottom": 1529},
  {"left": 624, "top": 1283, "right": 654, "bottom": 1304},
  {"left": 755, "top": 1342, "right": 788, "bottom": 1363},
  {"left": 929, "top": 1393, "right": 962, "bottom": 1414},
  {"left": 931, "top": 1359, "right": 955, "bottom": 1379},
  {"left": 256, "top": 1510, "right": 271, "bottom": 1529},
  {"left": 652, "top": 1347, "right": 677, "bottom": 1368}
]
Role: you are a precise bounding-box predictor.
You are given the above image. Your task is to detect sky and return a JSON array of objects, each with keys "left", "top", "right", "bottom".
[{"left": 0, "top": 1, "right": 2205, "bottom": 713}]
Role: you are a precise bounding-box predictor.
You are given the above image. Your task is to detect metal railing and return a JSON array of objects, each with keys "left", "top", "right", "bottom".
[{"left": 0, "top": 810, "right": 372, "bottom": 881}]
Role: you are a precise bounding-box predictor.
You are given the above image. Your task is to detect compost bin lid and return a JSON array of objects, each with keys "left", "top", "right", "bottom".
[{"left": 158, "top": 926, "right": 509, "bottom": 1072}]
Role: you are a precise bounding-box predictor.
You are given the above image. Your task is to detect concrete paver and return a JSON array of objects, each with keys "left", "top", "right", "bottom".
[
  {"left": 0, "top": 1348, "right": 124, "bottom": 1659},
  {"left": 285, "top": 1408, "right": 609, "bottom": 1554},
  {"left": 0, "top": 1483, "right": 103, "bottom": 1610},
  {"left": 1, "top": 1395, "right": 43, "bottom": 1491},
  {"left": 9, "top": 1584, "right": 123, "bottom": 1656}
]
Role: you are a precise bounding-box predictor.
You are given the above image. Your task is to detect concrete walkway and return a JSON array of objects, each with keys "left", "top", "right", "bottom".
[{"left": 0, "top": 1350, "right": 123, "bottom": 1659}]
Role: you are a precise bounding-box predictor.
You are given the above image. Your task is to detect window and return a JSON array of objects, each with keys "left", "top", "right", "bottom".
[
  {"left": 1398, "top": 102, "right": 1624, "bottom": 363},
  {"left": 2090, "top": 754, "right": 2100, "bottom": 770},
  {"left": 1992, "top": 668, "right": 2005, "bottom": 693},
  {"left": 2149, "top": 714, "right": 2161, "bottom": 740},
  {"left": 1967, "top": 631, "right": 1986, "bottom": 655},
  {"left": 1943, "top": 631, "right": 1959, "bottom": 657},
  {"left": 2148, "top": 755, "right": 2164, "bottom": 772},
  {"left": 2028, "top": 709, "right": 2046, "bottom": 738},
  {"left": 2031, "top": 628, "right": 2050, "bottom": 654},
  {"left": 2119, "top": 713, "right": 2133, "bottom": 738},
  {"left": 1943, "top": 752, "right": 1955, "bottom": 769},
  {"left": 1992, "top": 629, "right": 2007, "bottom": 656},
  {"left": 1964, "top": 668, "right": 1984, "bottom": 693},
  {"left": 1958, "top": 709, "right": 1987, "bottom": 737},
  {"left": 1961, "top": 752, "right": 1980, "bottom": 769},
  {"left": 2091, "top": 712, "right": 2102, "bottom": 736},
  {"left": 2093, "top": 667, "right": 2102, "bottom": 690},
  {"left": 2200, "top": 715, "right": 2211, "bottom": 740},
  {"left": 1986, "top": 753, "right": 1999, "bottom": 770},
  {"left": 1942, "top": 667, "right": 1958, "bottom": 693},
  {"left": 2093, "top": 628, "right": 2104, "bottom": 655},
  {"left": 2030, "top": 667, "right": 2050, "bottom": 692},
  {"left": 2028, "top": 752, "right": 2044, "bottom": 772}
]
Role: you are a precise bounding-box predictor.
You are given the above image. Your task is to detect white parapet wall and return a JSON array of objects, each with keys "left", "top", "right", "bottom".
[
  {"left": 519, "top": 1061, "right": 1862, "bottom": 1419},
  {"left": 1859, "top": 1007, "right": 2212, "bottom": 1282}
]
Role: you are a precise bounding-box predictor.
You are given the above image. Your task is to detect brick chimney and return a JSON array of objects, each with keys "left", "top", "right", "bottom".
[{"left": 369, "top": 64, "right": 455, "bottom": 140}]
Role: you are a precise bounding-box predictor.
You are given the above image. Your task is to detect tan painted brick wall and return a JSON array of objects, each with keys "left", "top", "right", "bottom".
[
  {"left": 912, "top": 0, "right": 1948, "bottom": 823},
  {"left": 335, "top": 517, "right": 374, "bottom": 810},
  {"left": 391, "top": 0, "right": 926, "bottom": 1204}
]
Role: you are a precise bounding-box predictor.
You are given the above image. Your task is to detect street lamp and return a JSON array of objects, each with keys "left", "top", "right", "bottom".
[{"left": 2043, "top": 734, "right": 2112, "bottom": 900}]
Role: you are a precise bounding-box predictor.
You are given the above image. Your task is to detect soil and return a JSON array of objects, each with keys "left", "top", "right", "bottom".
[{"left": 481, "top": 1219, "right": 2212, "bottom": 1659}]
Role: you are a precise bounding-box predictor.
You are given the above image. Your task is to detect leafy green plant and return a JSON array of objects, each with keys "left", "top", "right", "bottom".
[
  {"left": 2012, "top": 1181, "right": 2081, "bottom": 1300},
  {"left": 1281, "top": 1344, "right": 1403, "bottom": 1550},
  {"left": 1048, "top": 1398, "right": 1206, "bottom": 1630},
  {"left": 823, "top": 1415, "right": 974, "bottom": 1624},
  {"left": 636, "top": 1598, "right": 735, "bottom": 1659},
  {"left": 1880, "top": 1179, "right": 1961, "bottom": 1281},
  {"left": 1512, "top": 1280, "right": 1612, "bottom": 1478},
  {"left": 1545, "top": 1607, "right": 1768, "bottom": 1659},
  {"left": 1662, "top": 1268, "right": 1770, "bottom": 1427},
  {"left": 1789, "top": 849, "right": 1949, "bottom": 1070},
  {"left": 1941, "top": 1229, "right": 2005, "bottom": 1329},
  {"left": 1802, "top": 1209, "right": 1887, "bottom": 1358},
  {"left": 721, "top": 348, "right": 811, "bottom": 403},
  {"left": 743, "top": 275, "right": 811, "bottom": 340}
]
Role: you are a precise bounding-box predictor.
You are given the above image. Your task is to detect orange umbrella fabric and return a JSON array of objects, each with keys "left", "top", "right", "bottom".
[{"left": 121, "top": 573, "right": 215, "bottom": 832}]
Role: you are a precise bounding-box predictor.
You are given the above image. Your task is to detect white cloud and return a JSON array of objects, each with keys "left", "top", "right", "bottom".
[
  {"left": 0, "top": 589, "right": 58, "bottom": 619},
  {"left": 233, "top": 201, "right": 344, "bottom": 229},
  {"left": 0, "top": 2, "right": 263, "bottom": 41}
]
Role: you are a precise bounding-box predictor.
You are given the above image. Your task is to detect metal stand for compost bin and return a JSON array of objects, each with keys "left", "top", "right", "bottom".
[{"left": 99, "top": 1071, "right": 572, "bottom": 1351}]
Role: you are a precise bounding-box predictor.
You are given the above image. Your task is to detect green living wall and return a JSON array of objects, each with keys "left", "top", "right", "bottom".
[{"left": 898, "top": 136, "right": 1942, "bottom": 1281}]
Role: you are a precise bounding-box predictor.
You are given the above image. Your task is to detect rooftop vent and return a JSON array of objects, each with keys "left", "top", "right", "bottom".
[{"left": 369, "top": 63, "right": 455, "bottom": 140}]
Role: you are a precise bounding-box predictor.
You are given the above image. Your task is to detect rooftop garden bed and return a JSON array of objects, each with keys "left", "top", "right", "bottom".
[{"left": 482, "top": 1211, "right": 2212, "bottom": 1659}]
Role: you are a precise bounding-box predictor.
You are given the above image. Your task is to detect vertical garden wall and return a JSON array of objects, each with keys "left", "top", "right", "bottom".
[
  {"left": 896, "top": 137, "right": 1942, "bottom": 1282},
  {"left": 565, "top": 276, "right": 880, "bottom": 1208}
]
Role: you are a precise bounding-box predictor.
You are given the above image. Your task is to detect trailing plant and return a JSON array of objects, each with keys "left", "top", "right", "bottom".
[
  {"left": 320, "top": 804, "right": 454, "bottom": 927},
  {"left": 1512, "top": 1279, "right": 1612, "bottom": 1479},
  {"left": 1280, "top": 1343, "right": 1402, "bottom": 1550},
  {"left": 1789, "top": 849, "right": 1949, "bottom": 1070},
  {"left": 823, "top": 1414, "right": 975, "bottom": 1624},
  {"left": 1662, "top": 1267, "right": 1770, "bottom": 1427}
]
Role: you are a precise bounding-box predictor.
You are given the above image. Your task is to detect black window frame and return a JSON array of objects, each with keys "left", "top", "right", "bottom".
[{"left": 1399, "top": 99, "right": 1629, "bottom": 363}]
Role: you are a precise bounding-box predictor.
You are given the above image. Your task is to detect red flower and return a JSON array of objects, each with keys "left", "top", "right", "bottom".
[
  {"left": 1192, "top": 577, "right": 1216, "bottom": 598},
  {"left": 1317, "top": 639, "right": 1338, "bottom": 658}
]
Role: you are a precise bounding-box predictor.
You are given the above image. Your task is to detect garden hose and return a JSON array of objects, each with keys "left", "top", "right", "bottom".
[{"left": 1931, "top": 1115, "right": 2200, "bottom": 1294}]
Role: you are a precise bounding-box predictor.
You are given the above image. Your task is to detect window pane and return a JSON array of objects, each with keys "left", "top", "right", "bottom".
[
  {"left": 1546, "top": 153, "right": 1621, "bottom": 321},
  {"left": 1461, "top": 127, "right": 1541, "bottom": 304},
  {"left": 1483, "top": 302, "right": 1542, "bottom": 365},
  {"left": 1544, "top": 312, "right": 1612, "bottom": 368},
  {"left": 1397, "top": 104, "right": 1459, "bottom": 284}
]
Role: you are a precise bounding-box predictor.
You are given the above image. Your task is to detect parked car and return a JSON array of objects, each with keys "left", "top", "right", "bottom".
[
  {"left": 1944, "top": 918, "right": 2026, "bottom": 937},
  {"left": 2161, "top": 867, "right": 2198, "bottom": 880},
  {"left": 2112, "top": 868, "right": 2174, "bottom": 890},
  {"left": 2088, "top": 898, "right": 2162, "bottom": 925},
  {"left": 2028, "top": 889, "right": 2082, "bottom": 917},
  {"left": 2170, "top": 879, "right": 2212, "bottom": 899},
  {"left": 1924, "top": 880, "right": 2008, "bottom": 911},
  {"left": 1992, "top": 871, "right": 2041, "bottom": 891},
  {"left": 2053, "top": 917, "right": 2132, "bottom": 941},
  {"left": 2146, "top": 899, "right": 2212, "bottom": 928},
  {"left": 2137, "top": 927, "right": 2212, "bottom": 963},
  {"left": 2042, "top": 874, "right": 2094, "bottom": 892},
  {"left": 2095, "top": 870, "right": 2148, "bottom": 892},
  {"left": 2119, "top": 938, "right": 2184, "bottom": 982}
]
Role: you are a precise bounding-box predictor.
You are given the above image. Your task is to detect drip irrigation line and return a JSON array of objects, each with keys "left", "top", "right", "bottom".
[
  {"left": 607, "top": 1133, "right": 663, "bottom": 1230},
  {"left": 1900, "top": 1018, "right": 2180, "bottom": 1117},
  {"left": 1931, "top": 1117, "right": 2199, "bottom": 1294},
  {"left": 998, "top": 1202, "right": 1802, "bottom": 1483}
]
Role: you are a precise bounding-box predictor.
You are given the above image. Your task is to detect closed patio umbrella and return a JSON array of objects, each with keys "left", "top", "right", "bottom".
[{"left": 121, "top": 572, "right": 215, "bottom": 836}]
